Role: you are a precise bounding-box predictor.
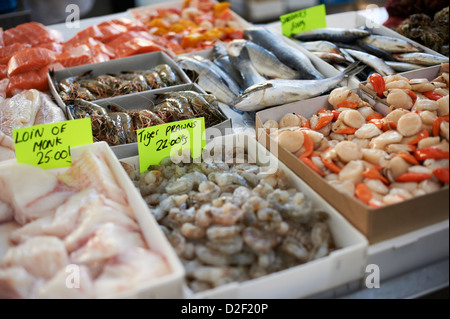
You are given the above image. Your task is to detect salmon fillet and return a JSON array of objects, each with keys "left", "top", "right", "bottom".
[
  {"left": 0, "top": 43, "right": 31, "bottom": 65},
  {"left": 3, "top": 22, "right": 59, "bottom": 47},
  {"left": 7, "top": 48, "right": 57, "bottom": 76}
]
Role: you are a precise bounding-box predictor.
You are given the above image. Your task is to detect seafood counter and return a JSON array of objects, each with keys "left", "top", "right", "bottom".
[{"left": 0, "top": 1, "right": 448, "bottom": 299}]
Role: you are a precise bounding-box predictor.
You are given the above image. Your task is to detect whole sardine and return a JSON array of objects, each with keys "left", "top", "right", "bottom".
[
  {"left": 177, "top": 56, "right": 238, "bottom": 105},
  {"left": 312, "top": 51, "right": 347, "bottom": 64},
  {"left": 239, "top": 40, "right": 299, "bottom": 79},
  {"left": 385, "top": 61, "right": 426, "bottom": 72},
  {"left": 392, "top": 53, "right": 449, "bottom": 66},
  {"left": 298, "top": 40, "right": 343, "bottom": 54},
  {"left": 227, "top": 40, "right": 268, "bottom": 89},
  {"left": 360, "top": 35, "right": 423, "bottom": 53},
  {"left": 293, "top": 28, "right": 370, "bottom": 43},
  {"left": 355, "top": 39, "right": 395, "bottom": 61},
  {"left": 213, "top": 42, "right": 245, "bottom": 89},
  {"left": 233, "top": 62, "right": 365, "bottom": 112},
  {"left": 244, "top": 27, "right": 325, "bottom": 80},
  {"left": 344, "top": 49, "right": 395, "bottom": 76}
]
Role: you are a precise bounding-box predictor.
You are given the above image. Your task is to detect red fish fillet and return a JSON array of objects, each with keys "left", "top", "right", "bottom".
[
  {"left": 0, "top": 64, "right": 6, "bottom": 79},
  {"left": 6, "top": 63, "right": 63, "bottom": 97},
  {"left": 3, "top": 22, "right": 60, "bottom": 47},
  {"left": 0, "top": 43, "right": 31, "bottom": 65},
  {"left": 7, "top": 47, "right": 57, "bottom": 76}
]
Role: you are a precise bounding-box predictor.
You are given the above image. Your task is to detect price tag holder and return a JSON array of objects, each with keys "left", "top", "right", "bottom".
[
  {"left": 280, "top": 4, "right": 327, "bottom": 38},
  {"left": 13, "top": 118, "right": 93, "bottom": 169},
  {"left": 137, "top": 117, "right": 206, "bottom": 173}
]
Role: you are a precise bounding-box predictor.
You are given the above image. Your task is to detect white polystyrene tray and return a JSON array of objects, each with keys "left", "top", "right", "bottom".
[
  {"left": 119, "top": 133, "right": 369, "bottom": 299},
  {"left": 0, "top": 142, "right": 185, "bottom": 299}
]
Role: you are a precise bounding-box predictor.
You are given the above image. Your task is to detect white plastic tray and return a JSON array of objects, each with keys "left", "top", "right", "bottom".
[{"left": 119, "top": 133, "right": 369, "bottom": 299}]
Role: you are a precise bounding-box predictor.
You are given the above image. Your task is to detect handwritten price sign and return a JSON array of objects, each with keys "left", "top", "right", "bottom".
[
  {"left": 13, "top": 118, "right": 93, "bottom": 169},
  {"left": 137, "top": 117, "right": 206, "bottom": 173},
  {"left": 280, "top": 4, "right": 326, "bottom": 38}
]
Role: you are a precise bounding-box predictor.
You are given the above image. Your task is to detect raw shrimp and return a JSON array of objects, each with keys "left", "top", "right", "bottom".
[
  {"left": 208, "top": 172, "right": 248, "bottom": 187},
  {"left": 242, "top": 227, "right": 278, "bottom": 252},
  {"left": 180, "top": 222, "right": 206, "bottom": 239},
  {"left": 139, "top": 170, "right": 164, "bottom": 196},
  {"left": 190, "top": 181, "right": 221, "bottom": 203},
  {"left": 195, "top": 245, "right": 230, "bottom": 267},
  {"left": 282, "top": 237, "right": 310, "bottom": 262},
  {"left": 211, "top": 203, "right": 243, "bottom": 226},
  {"left": 166, "top": 171, "right": 207, "bottom": 194},
  {"left": 207, "top": 235, "right": 244, "bottom": 255},
  {"left": 206, "top": 225, "right": 241, "bottom": 241}
]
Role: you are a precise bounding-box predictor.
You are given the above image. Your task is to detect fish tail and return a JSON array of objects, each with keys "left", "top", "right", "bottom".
[{"left": 342, "top": 61, "right": 366, "bottom": 78}]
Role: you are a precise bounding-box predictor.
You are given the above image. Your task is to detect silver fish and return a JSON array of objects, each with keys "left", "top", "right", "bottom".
[
  {"left": 385, "top": 61, "right": 426, "bottom": 72},
  {"left": 312, "top": 51, "right": 347, "bottom": 64},
  {"left": 293, "top": 28, "right": 370, "bottom": 43},
  {"left": 298, "top": 40, "right": 343, "bottom": 55},
  {"left": 227, "top": 40, "right": 266, "bottom": 89},
  {"left": 238, "top": 40, "right": 299, "bottom": 79},
  {"left": 360, "top": 35, "right": 423, "bottom": 53},
  {"left": 244, "top": 27, "right": 325, "bottom": 80},
  {"left": 233, "top": 62, "right": 365, "bottom": 112},
  {"left": 177, "top": 56, "right": 238, "bottom": 105},
  {"left": 191, "top": 55, "right": 241, "bottom": 96},
  {"left": 213, "top": 42, "right": 244, "bottom": 88},
  {"left": 344, "top": 49, "right": 395, "bottom": 76},
  {"left": 392, "top": 53, "right": 449, "bottom": 66}
]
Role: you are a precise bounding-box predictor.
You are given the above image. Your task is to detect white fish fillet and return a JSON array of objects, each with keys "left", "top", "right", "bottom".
[
  {"left": 0, "top": 129, "right": 15, "bottom": 162},
  {"left": 0, "top": 89, "right": 41, "bottom": 138},
  {"left": 0, "top": 236, "right": 69, "bottom": 279},
  {"left": 64, "top": 195, "right": 139, "bottom": 252},
  {"left": 58, "top": 149, "right": 128, "bottom": 207},
  {"left": 0, "top": 201, "right": 14, "bottom": 223},
  {"left": 94, "top": 247, "right": 171, "bottom": 298},
  {"left": 34, "top": 92, "right": 66, "bottom": 125},
  {"left": 70, "top": 223, "right": 146, "bottom": 265},
  {"left": 0, "top": 162, "right": 76, "bottom": 225},
  {"left": 0, "top": 266, "right": 38, "bottom": 299},
  {"left": 35, "top": 265, "right": 95, "bottom": 299}
]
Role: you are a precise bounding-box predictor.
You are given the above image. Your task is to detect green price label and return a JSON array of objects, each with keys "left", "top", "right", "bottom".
[
  {"left": 13, "top": 118, "right": 93, "bottom": 169},
  {"left": 280, "top": 4, "right": 327, "bottom": 37},
  {"left": 137, "top": 117, "right": 206, "bottom": 173}
]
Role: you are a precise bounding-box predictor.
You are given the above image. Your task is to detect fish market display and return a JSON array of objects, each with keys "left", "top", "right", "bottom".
[
  {"left": 0, "top": 89, "right": 66, "bottom": 138},
  {"left": 0, "top": 146, "right": 172, "bottom": 298},
  {"left": 291, "top": 27, "right": 449, "bottom": 81},
  {"left": 177, "top": 31, "right": 335, "bottom": 108},
  {"left": 130, "top": 0, "right": 245, "bottom": 55},
  {"left": 123, "top": 150, "right": 336, "bottom": 293},
  {"left": 55, "top": 64, "right": 182, "bottom": 102},
  {"left": 263, "top": 85, "right": 449, "bottom": 208},
  {"left": 0, "top": 130, "right": 14, "bottom": 162},
  {"left": 396, "top": 7, "right": 449, "bottom": 57},
  {"left": 67, "top": 90, "right": 227, "bottom": 145},
  {"left": 233, "top": 62, "right": 365, "bottom": 112}
]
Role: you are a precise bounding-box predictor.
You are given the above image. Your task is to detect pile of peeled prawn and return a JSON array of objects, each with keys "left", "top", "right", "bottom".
[
  {"left": 122, "top": 154, "right": 336, "bottom": 293},
  {"left": 263, "top": 84, "right": 449, "bottom": 208}
]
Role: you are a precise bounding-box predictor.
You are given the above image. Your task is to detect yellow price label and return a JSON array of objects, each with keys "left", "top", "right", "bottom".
[
  {"left": 280, "top": 4, "right": 327, "bottom": 38},
  {"left": 137, "top": 117, "right": 206, "bottom": 173},
  {"left": 13, "top": 118, "right": 93, "bottom": 169}
]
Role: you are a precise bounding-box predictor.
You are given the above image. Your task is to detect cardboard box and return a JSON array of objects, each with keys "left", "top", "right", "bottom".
[
  {"left": 0, "top": 141, "right": 185, "bottom": 299},
  {"left": 119, "top": 133, "right": 368, "bottom": 298},
  {"left": 48, "top": 51, "right": 191, "bottom": 112},
  {"left": 65, "top": 83, "right": 232, "bottom": 158},
  {"left": 255, "top": 92, "right": 449, "bottom": 244}
]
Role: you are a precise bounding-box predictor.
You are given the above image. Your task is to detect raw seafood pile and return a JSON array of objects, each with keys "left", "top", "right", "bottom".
[
  {"left": 123, "top": 153, "right": 336, "bottom": 293},
  {"left": 0, "top": 18, "right": 171, "bottom": 97},
  {"left": 67, "top": 90, "right": 227, "bottom": 145},
  {"left": 292, "top": 27, "right": 449, "bottom": 81},
  {"left": 55, "top": 64, "right": 182, "bottom": 102},
  {"left": 178, "top": 27, "right": 365, "bottom": 111},
  {"left": 0, "top": 22, "right": 64, "bottom": 97},
  {"left": 0, "top": 147, "right": 172, "bottom": 298},
  {"left": 131, "top": 0, "right": 245, "bottom": 55},
  {"left": 0, "top": 89, "right": 66, "bottom": 139},
  {"left": 396, "top": 7, "right": 449, "bottom": 57},
  {"left": 264, "top": 84, "right": 448, "bottom": 208}
]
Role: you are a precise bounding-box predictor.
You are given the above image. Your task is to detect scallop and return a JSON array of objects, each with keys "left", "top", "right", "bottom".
[
  {"left": 419, "top": 111, "right": 437, "bottom": 126},
  {"left": 441, "top": 121, "right": 449, "bottom": 141},
  {"left": 417, "top": 136, "right": 440, "bottom": 149},
  {"left": 370, "top": 130, "right": 403, "bottom": 149},
  {"left": 386, "top": 89, "right": 413, "bottom": 110},
  {"left": 335, "top": 141, "right": 363, "bottom": 163},
  {"left": 339, "top": 160, "right": 365, "bottom": 184},
  {"left": 409, "top": 78, "right": 435, "bottom": 92},
  {"left": 364, "top": 178, "right": 389, "bottom": 195},
  {"left": 361, "top": 148, "right": 389, "bottom": 167},
  {"left": 437, "top": 95, "right": 449, "bottom": 116},
  {"left": 341, "top": 110, "right": 365, "bottom": 128},
  {"left": 384, "top": 108, "right": 409, "bottom": 123},
  {"left": 328, "top": 179, "right": 355, "bottom": 195},
  {"left": 355, "top": 123, "right": 382, "bottom": 139},
  {"left": 279, "top": 113, "right": 301, "bottom": 128},
  {"left": 387, "top": 156, "right": 410, "bottom": 180},
  {"left": 397, "top": 113, "right": 422, "bottom": 137},
  {"left": 385, "top": 80, "right": 411, "bottom": 90},
  {"left": 357, "top": 106, "right": 376, "bottom": 120},
  {"left": 263, "top": 120, "right": 279, "bottom": 129},
  {"left": 328, "top": 87, "right": 362, "bottom": 108},
  {"left": 277, "top": 130, "right": 304, "bottom": 153},
  {"left": 414, "top": 99, "right": 439, "bottom": 112}
]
